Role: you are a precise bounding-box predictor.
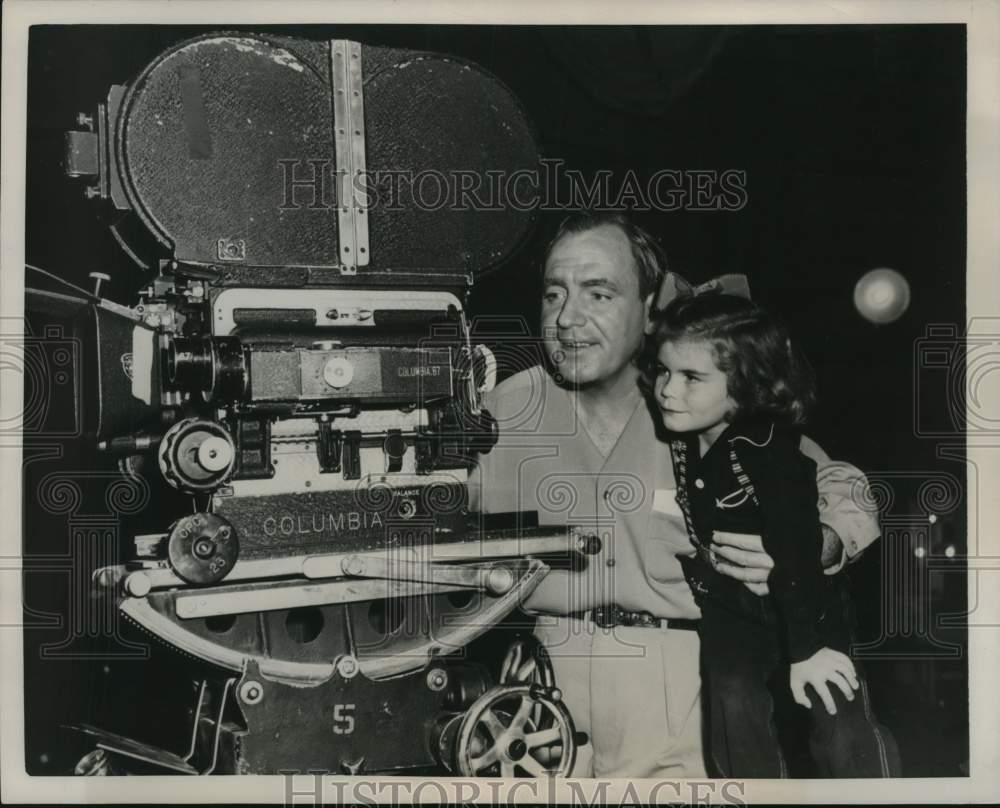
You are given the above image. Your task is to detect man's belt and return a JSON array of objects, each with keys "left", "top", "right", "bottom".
[{"left": 584, "top": 604, "right": 700, "bottom": 631}]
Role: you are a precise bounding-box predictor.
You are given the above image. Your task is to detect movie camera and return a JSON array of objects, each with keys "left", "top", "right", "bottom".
[{"left": 48, "top": 32, "right": 598, "bottom": 776}]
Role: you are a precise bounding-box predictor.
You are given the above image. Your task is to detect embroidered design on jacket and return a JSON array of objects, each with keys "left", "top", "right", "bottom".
[{"left": 715, "top": 488, "right": 750, "bottom": 509}]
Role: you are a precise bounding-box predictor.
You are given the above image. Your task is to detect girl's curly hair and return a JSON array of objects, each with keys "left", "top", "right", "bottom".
[{"left": 641, "top": 293, "right": 817, "bottom": 426}]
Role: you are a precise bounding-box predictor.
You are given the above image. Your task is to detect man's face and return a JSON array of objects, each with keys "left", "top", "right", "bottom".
[{"left": 541, "top": 225, "right": 652, "bottom": 388}]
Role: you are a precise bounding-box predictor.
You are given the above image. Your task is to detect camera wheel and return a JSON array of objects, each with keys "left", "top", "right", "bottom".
[{"left": 454, "top": 684, "right": 576, "bottom": 777}]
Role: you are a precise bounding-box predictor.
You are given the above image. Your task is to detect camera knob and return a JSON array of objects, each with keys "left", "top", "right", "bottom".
[
  {"left": 167, "top": 513, "right": 239, "bottom": 585},
  {"left": 485, "top": 564, "right": 516, "bottom": 596},
  {"left": 323, "top": 356, "right": 355, "bottom": 389},
  {"left": 159, "top": 418, "right": 237, "bottom": 492},
  {"left": 573, "top": 530, "right": 603, "bottom": 556},
  {"left": 197, "top": 436, "right": 234, "bottom": 472}
]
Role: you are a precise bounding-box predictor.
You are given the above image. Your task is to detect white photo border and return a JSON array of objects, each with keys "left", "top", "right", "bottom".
[{"left": 2, "top": 0, "right": 998, "bottom": 803}]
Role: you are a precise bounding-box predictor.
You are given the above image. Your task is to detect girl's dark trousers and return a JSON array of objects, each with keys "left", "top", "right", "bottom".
[{"left": 698, "top": 576, "right": 901, "bottom": 778}]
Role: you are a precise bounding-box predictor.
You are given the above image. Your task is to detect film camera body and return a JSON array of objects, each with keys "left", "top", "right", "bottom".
[{"left": 61, "top": 33, "right": 597, "bottom": 777}]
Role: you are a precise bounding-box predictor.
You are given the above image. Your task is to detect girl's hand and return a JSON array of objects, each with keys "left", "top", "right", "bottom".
[{"left": 789, "top": 647, "right": 860, "bottom": 716}]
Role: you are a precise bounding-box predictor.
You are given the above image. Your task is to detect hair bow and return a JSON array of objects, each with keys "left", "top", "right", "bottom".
[{"left": 653, "top": 271, "right": 752, "bottom": 311}]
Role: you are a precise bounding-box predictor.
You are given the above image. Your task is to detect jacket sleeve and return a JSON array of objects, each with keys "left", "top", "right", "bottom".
[
  {"left": 737, "top": 430, "right": 826, "bottom": 663},
  {"left": 799, "top": 435, "right": 881, "bottom": 573}
]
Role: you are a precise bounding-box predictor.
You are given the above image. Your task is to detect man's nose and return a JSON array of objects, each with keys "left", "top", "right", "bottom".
[{"left": 555, "top": 294, "right": 585, "bottom": 329}]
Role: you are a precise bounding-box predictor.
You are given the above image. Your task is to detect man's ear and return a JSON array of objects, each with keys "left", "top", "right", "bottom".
[{"left": 642, "top": 292, "right": 657, "bottom": 335}]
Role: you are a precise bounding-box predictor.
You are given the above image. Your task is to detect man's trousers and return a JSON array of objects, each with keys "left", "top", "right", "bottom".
[{"left": 534, "top": 615, "right": 706, "bottom": 778}]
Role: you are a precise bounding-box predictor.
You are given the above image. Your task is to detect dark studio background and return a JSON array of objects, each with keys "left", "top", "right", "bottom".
[{"left": 22, "top": 24, "right": 967, "bottom": 776}]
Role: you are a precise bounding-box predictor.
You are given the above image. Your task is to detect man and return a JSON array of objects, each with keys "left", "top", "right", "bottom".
[{"left": 468, "top": 212, "right": 879, "bottom": 778}]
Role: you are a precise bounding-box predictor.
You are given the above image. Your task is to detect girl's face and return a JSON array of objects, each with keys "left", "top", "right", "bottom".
[{"left": 654, "top": 339, "right": 735, "bottom": 441}]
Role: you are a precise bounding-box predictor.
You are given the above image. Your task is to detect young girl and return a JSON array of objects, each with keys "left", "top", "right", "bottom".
[{"left": 646, "top": 292, "right": 898, "bottom": 778}]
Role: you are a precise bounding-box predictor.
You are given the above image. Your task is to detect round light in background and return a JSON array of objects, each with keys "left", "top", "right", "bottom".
[
  {"left": 854, "top": 267, "right": 911, "bottom": 324},
  {"left": 913, "top": 546, "right": 927, "bottom": 559},
  {"left": 928, "top": 514, "right": 938, "bottom": 524},
  {"left": 944, "top": 545, "right": 956, "bottom": 558}
]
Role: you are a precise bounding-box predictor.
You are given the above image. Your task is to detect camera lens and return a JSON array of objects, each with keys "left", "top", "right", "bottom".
[
  {"left": 167, "top": 336, "right": 213, "bottom": 390},
  {"left": 167, "top": 336, "right": 246, "bottom": 401}
]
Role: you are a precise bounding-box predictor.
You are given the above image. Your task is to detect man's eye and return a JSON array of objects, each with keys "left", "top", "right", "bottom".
[
  {"left": 542, "top": 290, "right": 564, "bottom": 304},
  {"left": 590, "top": 290, "right": 612, "bottom": 302}
]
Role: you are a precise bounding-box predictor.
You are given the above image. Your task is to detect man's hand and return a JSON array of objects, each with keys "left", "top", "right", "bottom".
[
  {"left": 711, "top": 531, "right": 774, "bottom": 596},
  {"left": 712, "top": 524, "right": 847, "bottom": 595},
  {"left": 819, "top": 523, "right": 846, "bottom": 570}
]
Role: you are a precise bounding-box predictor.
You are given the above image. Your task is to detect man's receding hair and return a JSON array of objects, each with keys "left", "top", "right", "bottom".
[{"left": 543, "top": 212, "right": 667, "bottom": 301}]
